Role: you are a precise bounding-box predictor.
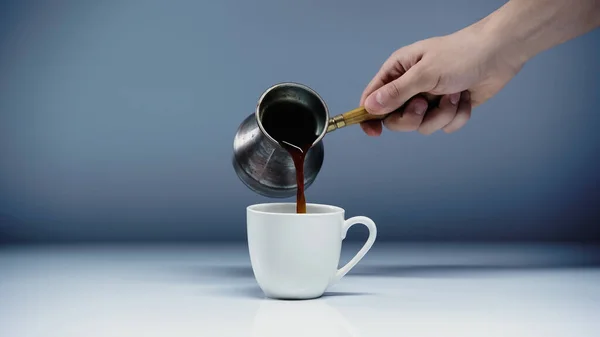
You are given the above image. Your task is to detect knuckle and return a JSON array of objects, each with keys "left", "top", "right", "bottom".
[
  {"left": 384, "top": 82, "right": 402, "bottom": 99},
  {"left": 443, "top": 126, "right": 457, "bottom": 134},
  {"left": 390, "top": 48, "right": 403, "bottom": 60},
  {"left": 418, "top": 108, "right": 453, "bottom": 135},
  {"left": 406, "top": 124, "right": 420, "bottom": 132},
  {"left": 444, "top": 120, "right": 464, "bottom": 134},
  {"left": 390, "top": 45, "right": 411, "bottom": 60},
  {"left": 401, "top": 121, "right": 420, "bottom": 132},
  {"left": 384, "top": 49, "right": 404, "bottom": 70},
  {"left": 417, "top": 124, "right": 432, "bottom": 135},
  {"left": 418, "top": 58, "right": 443, "bottom": 92},
  {"left": 417, "top": 63, "right": 441, "bottom": 91},
  {"left": 443, "top": 110, "right": 471, "bottom": 134}
]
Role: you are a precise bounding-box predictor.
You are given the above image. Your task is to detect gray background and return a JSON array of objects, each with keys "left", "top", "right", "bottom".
[{"left": 1, "top": 0, "right": 599, "bottom": 243}]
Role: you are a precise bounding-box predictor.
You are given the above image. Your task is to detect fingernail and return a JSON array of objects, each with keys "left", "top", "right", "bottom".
[
  {"left": 375, "top": 91, "right": 386, "bottom": 106},
  {"left": 450, "top": 93, "right": 460, "bottom": 105},
  {"left": 365, "top": 91, "right": 385, "bottom": 113},
  {"left": 411, "top": 101, "right": 427, "bottom": 115}
]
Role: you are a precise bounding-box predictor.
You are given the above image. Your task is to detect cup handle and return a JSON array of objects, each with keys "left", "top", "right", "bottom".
[{"left": 330, "top": 216, "right": 377, "bottom": 285}]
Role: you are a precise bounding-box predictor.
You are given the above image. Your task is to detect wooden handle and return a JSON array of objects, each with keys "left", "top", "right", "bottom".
[
  {"left": 326, "top": 106, "right": 399, "bottom": 133},
  {"left": 341, "top": 106, "right": 388, "bottom": 124}
]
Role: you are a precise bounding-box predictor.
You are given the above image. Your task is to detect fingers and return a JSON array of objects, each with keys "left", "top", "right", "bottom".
[
  {"left": 359, "top": 91, "right": 472, "bottom": 137},
  {"left": 382, "top": 96, "right": 428, "bottom": 132},
  {"left": 360, "top": 73, "right": 387, "bottom": 107},
  {"left": 360, "top": 120, "right": 383, "bottom": 137},
  {"left": 364, "top": 62, "right": 437, "bottom": 116},
  {"left": 359, "top": 44, "right": 424, "bottom": 106},
  {"left": 417, "top": 92, "right": 461, "bottom": 135},
  {"left": 360, "top": 59, "right": 403, "bottom": 106},
  {"left": 443, "top": 91, "right": 472, "bottom": 133}
]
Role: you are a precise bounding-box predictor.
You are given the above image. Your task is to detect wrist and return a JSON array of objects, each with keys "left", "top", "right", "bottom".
[
  {"left": 470, "top": 5, "right": 535, "bottom": 69},
  {"left": 475, "top": 0, "right": 600, "bottom": 66}
]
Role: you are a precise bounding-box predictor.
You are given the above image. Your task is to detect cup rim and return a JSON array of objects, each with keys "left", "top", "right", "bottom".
[{"left": 247, "top": 202, "right": 344, "bottom": 216}]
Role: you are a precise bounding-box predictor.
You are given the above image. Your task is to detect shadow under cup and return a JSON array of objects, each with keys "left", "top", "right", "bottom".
[{"left": 246, "top": 203, "right": 377, "bottom": 300}]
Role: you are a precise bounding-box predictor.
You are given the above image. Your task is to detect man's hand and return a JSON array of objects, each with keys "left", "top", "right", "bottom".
[
  {"left": 359, "top": 0, "right": 600, "bottom": 137},
  {"left": 359, "top": 27, "right": 523, "bottom": 136}
]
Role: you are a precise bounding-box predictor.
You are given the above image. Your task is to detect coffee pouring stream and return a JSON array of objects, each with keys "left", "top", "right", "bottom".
[{"left": 232, "top": 82, "right": 398, "bottom": 199}]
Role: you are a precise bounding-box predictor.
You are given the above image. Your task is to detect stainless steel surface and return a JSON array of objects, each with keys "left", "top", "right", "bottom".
[
  {"left": 255, "top": 82, "right": 329, "bottom": 147},
  {"left": 232, "top": 82, "right": 328, "bottom": 198}
]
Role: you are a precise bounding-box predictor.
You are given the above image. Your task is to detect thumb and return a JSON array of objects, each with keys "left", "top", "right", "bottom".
[{"left": 364, "top": 63, "right": 435, "bottom": 115}]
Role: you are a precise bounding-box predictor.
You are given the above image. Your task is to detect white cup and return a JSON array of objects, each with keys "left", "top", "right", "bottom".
[{"left": 247, "top": 202, "right": 377, "bottom": 300}]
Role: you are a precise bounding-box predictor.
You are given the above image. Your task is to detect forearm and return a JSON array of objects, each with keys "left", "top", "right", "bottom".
[{"left": 477, "top": 0, "right": 600, "bottom": 63}]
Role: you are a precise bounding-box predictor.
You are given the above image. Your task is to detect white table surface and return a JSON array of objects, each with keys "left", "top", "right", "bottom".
[{"left": 2, "top": 242, "right": 600, "bottom": 337}]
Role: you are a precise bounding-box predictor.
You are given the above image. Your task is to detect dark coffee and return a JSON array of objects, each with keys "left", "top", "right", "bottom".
[{"left": 261, "top": 101, "right": 319, "bottom": 213}]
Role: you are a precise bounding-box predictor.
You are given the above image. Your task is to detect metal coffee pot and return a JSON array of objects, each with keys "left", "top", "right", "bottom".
[{"left": 232, "top": 82, "right": 389, "bottom": 198}]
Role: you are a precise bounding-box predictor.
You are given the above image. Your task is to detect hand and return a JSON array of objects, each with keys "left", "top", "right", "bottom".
[{"left": 359, "top": 26, "right": 525, "bottom": 136}]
